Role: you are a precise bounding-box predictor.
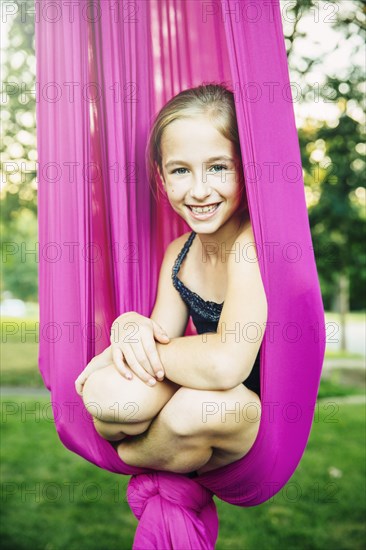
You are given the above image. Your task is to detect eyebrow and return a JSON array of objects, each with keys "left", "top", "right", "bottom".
[{"left": 165, "top": 155, "right": 235, "bottom": 169}]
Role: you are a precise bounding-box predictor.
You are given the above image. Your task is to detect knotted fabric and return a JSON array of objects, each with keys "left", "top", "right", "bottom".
[{"left": 127, "top": 472, "right": 219, "bottom": 550}]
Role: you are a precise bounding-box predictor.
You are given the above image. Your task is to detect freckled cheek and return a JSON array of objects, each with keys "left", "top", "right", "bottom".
[{"left": 166, "top": 183, "right": 186, "bottom": 201}]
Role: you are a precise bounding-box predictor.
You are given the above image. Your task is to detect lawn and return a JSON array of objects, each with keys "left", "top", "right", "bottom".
[
  {"left": 1, "top": 313, "right": 365, "bottom": 549},
  {"left": 1, "top": 396, "right": 365, "bottom": 550},
  {"left": 1, "top": 317, "right": 41, "bottom": 387}
]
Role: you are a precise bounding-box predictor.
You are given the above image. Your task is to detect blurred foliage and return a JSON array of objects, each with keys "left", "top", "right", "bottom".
[
  {"left": 1, "top": 0, "right": 37, "bottom": 301},
  {"left": 301, "top": 99, "right": 366, "bottom": 310},
  {"left": 284, "top": 0, "right": 366, "bottom": 310},
  {"left": 0, "top": 0, "right": 365, "bottom": 309}
]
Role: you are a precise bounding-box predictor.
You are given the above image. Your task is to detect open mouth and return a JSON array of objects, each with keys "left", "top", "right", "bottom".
[{"left": 185, "top": 202, "right": 223, "bottom": 219}]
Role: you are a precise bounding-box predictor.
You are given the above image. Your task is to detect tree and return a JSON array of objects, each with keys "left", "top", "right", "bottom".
[
  {"left": 292, "top": 2, "right": 366, "bottom": 350},
  {"left": 1, "top": 0, "right": 37, "bottom": 300}
]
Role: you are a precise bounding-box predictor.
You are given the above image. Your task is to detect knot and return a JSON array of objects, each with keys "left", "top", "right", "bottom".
[
  {"left": 127, "top": 472, "right": 218, "bottom": 549},
  {"left": 128, "top": 471, "right": 214, "bottom": 517}
]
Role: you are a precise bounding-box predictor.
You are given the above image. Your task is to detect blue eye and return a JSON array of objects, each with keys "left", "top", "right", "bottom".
[
  {"left": 171, "top": 164, "right": 228, "bottom": 175},
  {"left": 210, "top": 164, "right": 227, "bottom": 172},
  {"left": 171, "top": 167, "right": 188, "bottom": 175}
]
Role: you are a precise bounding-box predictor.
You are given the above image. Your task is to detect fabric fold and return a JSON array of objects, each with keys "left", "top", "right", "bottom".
[{"left": 127, "top": 472, "right": 219, "bottom": 550}]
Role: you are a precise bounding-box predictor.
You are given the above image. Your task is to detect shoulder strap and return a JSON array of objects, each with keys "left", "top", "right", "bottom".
[{"left": 172, "top": 231, "right": 196, "bottom": 277}]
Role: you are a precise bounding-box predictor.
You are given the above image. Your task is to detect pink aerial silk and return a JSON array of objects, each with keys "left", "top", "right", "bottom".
[{"left": 35, "top": 1, "right": 326, "bottom": 548}]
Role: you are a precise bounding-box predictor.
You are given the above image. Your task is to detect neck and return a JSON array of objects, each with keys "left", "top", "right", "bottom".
[{"left": 195, "top": 210, "right": 250, "bottom": 268}]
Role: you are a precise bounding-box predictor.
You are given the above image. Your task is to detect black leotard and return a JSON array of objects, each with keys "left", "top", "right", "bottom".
[{"left": 171, "top": 231, "right": 261, "bottom": 397}]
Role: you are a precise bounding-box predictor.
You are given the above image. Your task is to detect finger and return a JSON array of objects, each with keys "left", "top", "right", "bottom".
[
  {"left": 131, "top": 340, "right": 157, "bottom": 378},
  {"left": 121, "top": 345, "right": 157, "bottom": 386},
  {"left": 121, "top": 329, "right": 157, "bottom": 378},
  {"left": 76, "top": 360, "right": 118, "bottom": 394},
  {"left": 111, "top": 347, "right": 133, "bottom": 380},
  {"left": 142, "top": 337, "right": 165, "bottom": 380},
  {"left": 121, "top": 324, "right": 166, "bottom": 381},
  {"left": 155, "top": 334, "right": 170, "bottom": 344},
  {"left": 151, "top": 321, "right": 170, "bottom": 343},
  {"left": 75, "top": 352, "right": 114, "bottom": 396},
  {"left": 75, "top": 374, "right": 86, "bottom": 396}
]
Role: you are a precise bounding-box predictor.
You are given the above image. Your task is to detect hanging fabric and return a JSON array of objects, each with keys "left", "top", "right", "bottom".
[{"left": 35, "top": 1, "right": 325, "bottom": 548}]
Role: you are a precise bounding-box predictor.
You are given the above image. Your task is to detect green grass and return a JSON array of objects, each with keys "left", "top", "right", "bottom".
[
  {"left": 1, "top": 317, "right": 42, "bottom": 387},
  {"left": 1, "top": 312, "right": 365, "bottom": 548},
  {"left": 317, "top": 377, "right": 362, "bottom": 399},
  {"left": 1, "top": 396, "right": 365, "bottom": 549}
]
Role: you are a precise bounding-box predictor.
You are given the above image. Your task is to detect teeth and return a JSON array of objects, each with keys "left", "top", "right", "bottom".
[{"left": 190, "top": 204, "right": 219, "bottom": 214}]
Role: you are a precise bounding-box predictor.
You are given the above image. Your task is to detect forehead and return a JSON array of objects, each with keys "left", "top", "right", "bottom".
[{"left": 161, "top": 116, "right": 235, "bottom": 160}]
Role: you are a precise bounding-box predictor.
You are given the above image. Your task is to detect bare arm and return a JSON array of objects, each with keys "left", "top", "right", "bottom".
[
  {"left": 75, "top": 233, "right": 225, "bottom": 395},
  {"left": 155, "top": 332, "right": 225, "bottom": 390},
  {"left": 153, "top": 226, "right": 268, "bottom": 392},
  {"left": 149, "top": 233, "right": 225, "bottom": 390}
]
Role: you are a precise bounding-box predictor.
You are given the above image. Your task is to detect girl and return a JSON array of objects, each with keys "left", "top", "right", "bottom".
[{"left": 75, "top": 83, "right": 268, "bottom": 476}]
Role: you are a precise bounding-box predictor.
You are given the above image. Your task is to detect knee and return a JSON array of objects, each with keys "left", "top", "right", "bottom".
[
  {"left": 158, "top": 387, "right": 212, "bottom": 439},
  {"left": 82, "top": 367, "right": 111, "bottom": 419},
  {"left": 82, "top": 366, "right": 139, "bottom": 423},
  {"left": 241, "top": 388, "right": 262, "bottom": 425},
  {"left": 81, "top": 365, "right": 174, "bottom": 424}
]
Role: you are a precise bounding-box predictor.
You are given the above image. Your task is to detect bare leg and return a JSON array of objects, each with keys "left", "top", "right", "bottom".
[
  {"left": 82, "top": 364, "right": 181, "bottom": 441},
  {"left": 117, "top": 410, "right": 214, "bottom": 474},
  {"left": 117, "top": 384, "right": 261, "bottom": 474},
  {"left": 82, "top": 365, "right": 260, "bottom": 474}
]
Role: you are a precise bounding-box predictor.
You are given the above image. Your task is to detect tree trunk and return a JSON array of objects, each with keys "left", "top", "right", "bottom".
[{"left": 339, "top": 272, "right": 349, "bottom": 351}]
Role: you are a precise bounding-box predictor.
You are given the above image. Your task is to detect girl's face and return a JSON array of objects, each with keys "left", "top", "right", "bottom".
[{"left": 157, "top": 114, "right": 247, "bottom": 234}]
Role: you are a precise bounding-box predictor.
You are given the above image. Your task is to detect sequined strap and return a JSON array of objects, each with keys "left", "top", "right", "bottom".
[
  {"left": 172, "top": 231, "right": 196, "bottom": 276},
  {"left": 171, "top": 231, "right": 223, "bottom": 322}
]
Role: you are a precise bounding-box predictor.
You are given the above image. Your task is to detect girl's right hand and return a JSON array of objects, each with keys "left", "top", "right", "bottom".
[
  {"left": 74, "top": 345, "right": 115, "bottom": 396},
  {"left": 110, "top": 311, "right": 170, "bottom": 386}
]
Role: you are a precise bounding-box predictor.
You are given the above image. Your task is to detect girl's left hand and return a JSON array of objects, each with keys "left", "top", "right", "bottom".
[{"left": 75, "top": 345, "right": 114, "bottom": 396}]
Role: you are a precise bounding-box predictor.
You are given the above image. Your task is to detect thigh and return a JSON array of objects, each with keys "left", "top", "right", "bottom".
[
  {"left": 82, "top": 365, "right": 181, "bottom": 424},
  {"left": 159, "top": 383, "right": 262, "bottom": 455},
  {"left": 208, "top": 384, "right": 262, "bottom": 462}
]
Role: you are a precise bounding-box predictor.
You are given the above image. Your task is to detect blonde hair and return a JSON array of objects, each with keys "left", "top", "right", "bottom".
[{"left": 145, "top": 82, "right": 246, "bottom": 204}]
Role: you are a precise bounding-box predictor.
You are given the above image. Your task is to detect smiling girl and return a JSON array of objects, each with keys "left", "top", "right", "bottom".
[{"left": 75, "top": 83, "right": 268, "bottom": 476}]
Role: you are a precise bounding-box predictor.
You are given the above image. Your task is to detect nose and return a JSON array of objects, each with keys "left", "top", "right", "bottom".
[{"left": 189, "top": 174, "right": 212, "bottom": 200}]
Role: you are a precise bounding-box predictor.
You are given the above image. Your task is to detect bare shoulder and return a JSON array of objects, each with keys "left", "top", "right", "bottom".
[
  {"left": 228, "top": 221, "right": 260, "bottom": 267},
  {"left": 165, "top": 231, "right": 192, "bottom": 257},
  {"left": 235, "top": 220, "right": 256, "bottom": 246},
  {"left": 149, "top": 231, "right": 191, "bottom": 339},
  {"left": 226, "top": 220, "right": 267, "bottom": 309},
  {"left": 162, "top": 231, "right": 193, "bottom": 269},
  {"left": 216, "top": 220, "right": 268, "bottom": 384}
]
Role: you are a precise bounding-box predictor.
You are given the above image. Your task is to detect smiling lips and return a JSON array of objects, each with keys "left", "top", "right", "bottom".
[
  {"left": 186, "top": 202, "right": 222, "bottom": 219},
  {"left": 186, "top": 202, "right": 222, "bottom": 207}
]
